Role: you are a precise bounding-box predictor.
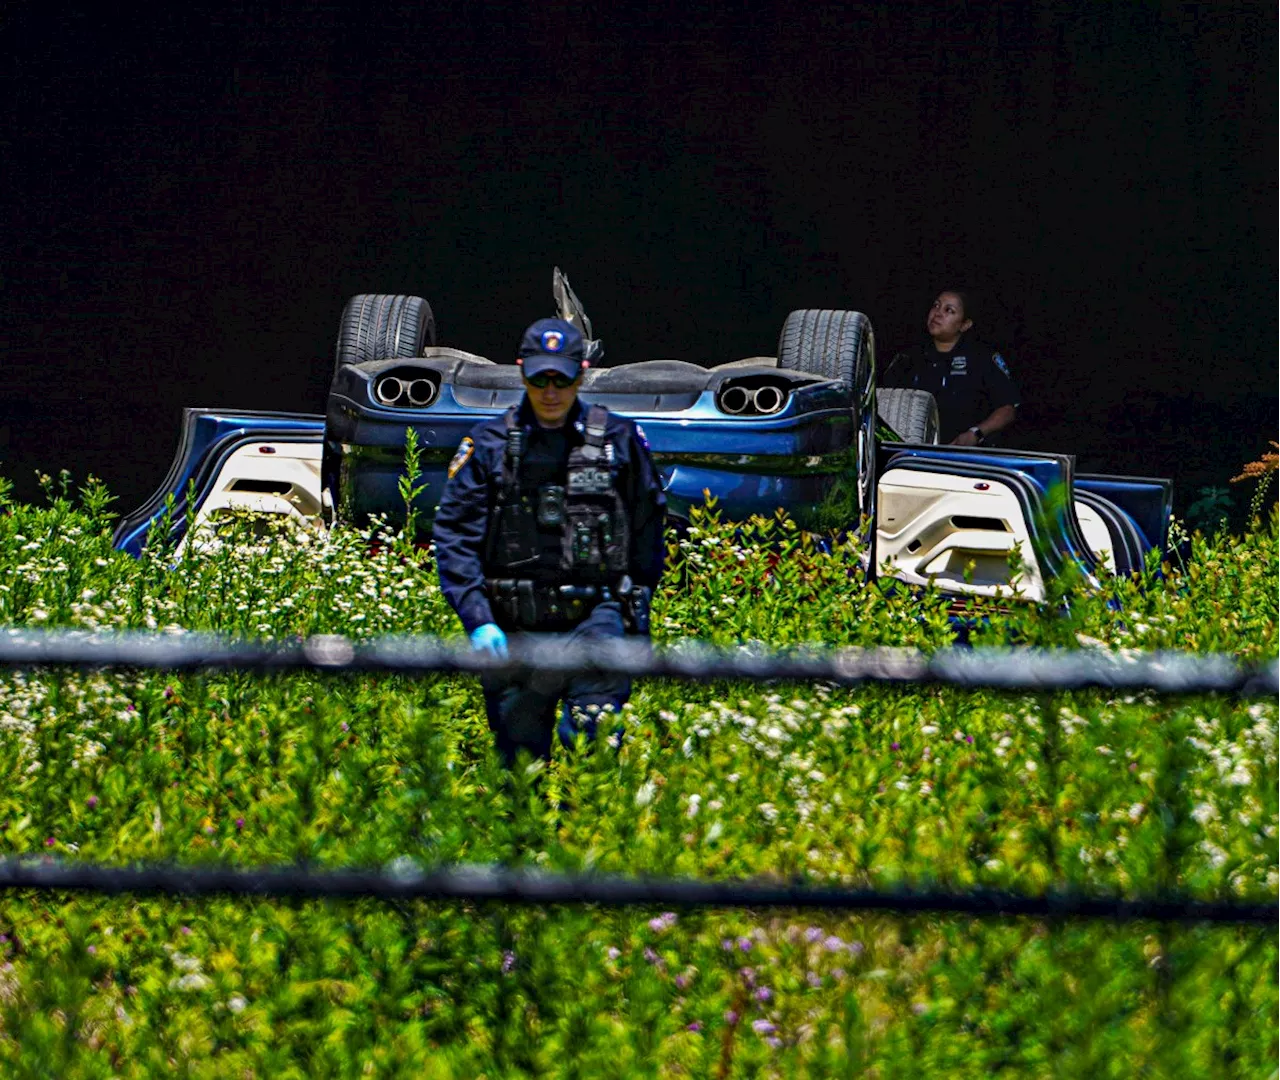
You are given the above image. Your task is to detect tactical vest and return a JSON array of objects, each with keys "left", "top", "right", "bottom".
[{"left": 487, "top": 404, "right": 630, "bottom": 582}]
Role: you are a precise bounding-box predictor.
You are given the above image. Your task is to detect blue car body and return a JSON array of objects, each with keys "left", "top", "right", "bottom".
[{"left": 114, "top": 290, "right": 1171, "bottom": 600}]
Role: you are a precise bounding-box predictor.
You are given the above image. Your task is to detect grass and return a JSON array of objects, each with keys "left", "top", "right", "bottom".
[{"left": 0, "top": 470, "right": 1274, "bottom": 1077}]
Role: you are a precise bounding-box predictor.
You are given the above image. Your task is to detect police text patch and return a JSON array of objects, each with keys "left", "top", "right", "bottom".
[
  {"left": 568, "top": 466, "right": 614, "bottom": 495},
  {"left": 447, "top": 437, "right": 475, "bottom": 479}
]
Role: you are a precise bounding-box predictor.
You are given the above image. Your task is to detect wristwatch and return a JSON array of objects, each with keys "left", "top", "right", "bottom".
[{"left": 968, "top": 426, "right": 985, "bottom": 444}]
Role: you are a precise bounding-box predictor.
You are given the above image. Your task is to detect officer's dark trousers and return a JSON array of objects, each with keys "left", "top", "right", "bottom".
[{"left": 481, "top": 601, "right": 631, "bottom": 767}]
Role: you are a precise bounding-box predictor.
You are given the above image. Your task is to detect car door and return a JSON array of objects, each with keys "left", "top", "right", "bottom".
[
  {"left": 114, "top": 409, "right": 325, "bottom": 556},
  {"left": 874, "top": 443, "right": 1101, "bottom": 602}
]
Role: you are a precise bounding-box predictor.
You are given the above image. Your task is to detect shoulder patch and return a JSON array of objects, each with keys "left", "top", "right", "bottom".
[
  {"left": 633, "top": 423, "right": 650, "bottom": 450},
  {"left": 447, "top": 436, "right": 475, "bottom": 479},
  {"left": 992, "top": 352, "right": 1010, "bottom": 376}
]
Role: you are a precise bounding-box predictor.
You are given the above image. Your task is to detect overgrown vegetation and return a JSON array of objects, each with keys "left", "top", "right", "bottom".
[{"left": 0, "top": 469, "right": 1274, "bottom": 1077}]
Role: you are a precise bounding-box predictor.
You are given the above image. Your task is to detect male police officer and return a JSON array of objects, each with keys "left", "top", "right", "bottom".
[{"left": 433, "top": 317, "right": 667, "bottom": 766}]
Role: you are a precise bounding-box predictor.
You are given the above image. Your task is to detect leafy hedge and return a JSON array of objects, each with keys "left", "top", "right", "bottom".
[{"left": 0, "top": 474, "right": 1274, "bottom": 1077}]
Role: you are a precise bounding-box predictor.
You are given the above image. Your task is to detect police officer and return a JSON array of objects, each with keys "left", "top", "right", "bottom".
[
  {"left": 881, "top": 289, "right": 1020, "bottom": 445},
  {"left": 433, "top": 317, "right": 667, "bottom": 766}
]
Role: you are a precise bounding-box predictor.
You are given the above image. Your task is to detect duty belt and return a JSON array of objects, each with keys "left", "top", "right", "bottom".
[{"left": 485, "top": 579, "right": 615, "bottom": 628}]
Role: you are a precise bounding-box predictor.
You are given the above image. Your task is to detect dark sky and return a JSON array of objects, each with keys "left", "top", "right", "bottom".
[{"left": 1, "top": 2, "right": 1275, "bottom": 515}]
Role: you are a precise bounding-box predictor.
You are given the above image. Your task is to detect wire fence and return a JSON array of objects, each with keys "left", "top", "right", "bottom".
[
  {"left": 0, "top": 859, "right": 1271, "bottom": 925},
  {"left": 0, "top": 628, "right": 1275, "bottom": 696},
  {"left": 0, "top": 627, "right": 1275, "bottom": 925}
]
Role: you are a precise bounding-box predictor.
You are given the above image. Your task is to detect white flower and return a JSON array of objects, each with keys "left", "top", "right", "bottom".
[
  {"left": 634, "top": 781, "right": 657, "bottom": 807},
  {"left": 685, "top": 795, "right": 701, "bottom": 819},
  {"left": 705, "top": 821, "right": 723, "bottom": 843},
  {"left": 1190, "top": 802, "right": 1218, "bottom": 825},
  {"left": 1128, "top": 803, "right": 1145, "bottom": 821},
  {"left": 920, "top": 724, "right": 938, "bottom": 736},
  {"left": 172, "top": 973, "right": 210, "bottom": 992},
  {"left": 1024, "top": 760, "right": 1038, "bottom": 773},
  {"left": 227, "top": 995, "right": 247, "bottom": 1013},
  {"left": 758, "top": 802, "right": 779, "bottom": 823},
  {"left": 984, "top": 859, "right": 1002, "bottom": 871},
  {"left": 1226, "top": 764, "right": 1252, "bottom": 786}
]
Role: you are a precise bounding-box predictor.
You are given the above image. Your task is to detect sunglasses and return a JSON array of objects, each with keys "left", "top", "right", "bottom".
[{"left": 525, "top": 372, "right": 579, "bottom": 390}]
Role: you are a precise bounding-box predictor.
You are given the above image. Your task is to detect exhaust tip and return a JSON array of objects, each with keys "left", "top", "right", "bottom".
[
  {"left": 720, "top": 385, "right": 751, "bottom": 414},
  {"left": 407, "top": 378, "right": 437, "bottom": 407},
  {"left": 375, "top": 376, "right": 404, "bottom": 406},
  {"left": 754, "top": 385, "right": 786, "bottom": 414}
]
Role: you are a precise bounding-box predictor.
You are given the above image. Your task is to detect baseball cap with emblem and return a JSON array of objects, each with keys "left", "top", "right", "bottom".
[{"left": 517, "top": 317, "right": 586, "bottom": 379}]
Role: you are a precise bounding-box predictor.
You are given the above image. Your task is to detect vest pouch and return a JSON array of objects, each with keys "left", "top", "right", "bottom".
[{"left": 495, "top": 498, "right": 541, "bottom": 569}]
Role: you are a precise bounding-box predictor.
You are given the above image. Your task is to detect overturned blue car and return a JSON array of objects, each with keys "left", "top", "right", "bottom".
[{"left": 115, "top": 271, "right": 1171, "bottom": 604}]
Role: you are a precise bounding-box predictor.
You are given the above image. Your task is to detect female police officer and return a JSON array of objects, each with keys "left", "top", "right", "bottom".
[
  {"left": 881, "top": 289, "right": 1020, "bottom": 445},
  {"left": 432, "top": 317, "right": 667, "bottom": 766}
]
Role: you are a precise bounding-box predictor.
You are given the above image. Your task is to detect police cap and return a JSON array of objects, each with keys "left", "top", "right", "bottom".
[{"left": 517, "top": 318, "right": 585, "bottom": 379}]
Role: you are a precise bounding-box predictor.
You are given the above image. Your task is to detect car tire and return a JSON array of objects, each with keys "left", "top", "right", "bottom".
[
  {"left": 778, "top": 309, "right": 872, "bottom": 391},
  {"left": 877, "top": 387, "right": 939, "bottom": 444},
  {"left": 334, "top": 294, "right": 436, "bottom": 376}
]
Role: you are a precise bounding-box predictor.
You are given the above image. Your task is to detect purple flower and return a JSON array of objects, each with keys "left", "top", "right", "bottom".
[
  {"left": 737, "top": 936, "right": 753, "bottom": 952},
  {"left": 85, "top": 795, "right": 98, "bottom": 809},
  {"left": 686, "top": 1021, "right": 702, "bottom": 1032},
  {"left": 180, "top": 926, "right": 192, "bottom": 936},
  {"left": 848, "top": 941, "right": 864, "bottom": 956},
  {"left": 724, "top": 1009, "right": 739, "bottom": 1025},
  {"left": 502, "top": 951, "right": 516, "bottom": 973},
  {"left": 721, "top": 938, "right": 735, "bottom": 952},
  {"left": 606, "top": 947, "right": 621, "bottom": 960},
  {"left": 648, "top": 914, "right": 677, "bottom": 933},
  {"left": 164, "top": 686, "right": 175, "bottom": 699},
  {"left": 752, "top": 1019, "right": 776, "bottom": 1035},
  {"left": 765, "top": 1036, "right": 783, "bottom": 1049},
  {"left": 806, "top": 971, "right": 822, "bottom": 988},
  {"left": 340, "top": 722, "right": 349, "bottom": 732},
  {"left": 911, "top": 1002, "right": 929, "bottom": 1015},
  {"left": 804, "top": 926, "right": 823, "bottom": 943},
  {"left": 823, "top": 935, "right": 845, "bottom": 952},
  {"left": 203, "top": 825, "right": 215, "bottom": 836},
  {"left": 675, "top": 973, "right": 691, "bottom": 990},
  {"left": 0, "top": 935, "right": 8, "bottom": 944},
  {"left": 235, "top": 817, "right": 245, "bottom": 830},
  {"left": 44, "top": 837, "right": 54, "bottom": 847},
  {"left": 832, "top": 967, "right": 846, "bottom": 979},
  {"left": 126, "top": 704, "right": 135, "bottom": 713},
  {"left": 965, "top": 735, "right": 974, "bottom": 744},
  {"left": 86, "top": 945, "right": 96, "bottom": 956},
  {"left": 642, "top": 947, "right": 663, "bottom": 968},
  {"left": 890, "top": 741, "right": 900, "bottom": 751},
  {"left": 754, "top": 987, "right": 772, "bottom": 1002}
]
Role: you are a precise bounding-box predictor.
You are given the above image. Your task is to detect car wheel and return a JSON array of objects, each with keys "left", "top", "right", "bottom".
[
  {"left": 777, "top": 309, "right": 872, "bottom": 389},
  {"left": 334, "top": 294, "right": 436, "bottom": 377},
  {"left": 877, "top": 387, "right": 939, "bottom": 444}
]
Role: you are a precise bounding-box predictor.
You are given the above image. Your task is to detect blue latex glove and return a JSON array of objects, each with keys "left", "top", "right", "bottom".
[{"left": 469, "top": 623, "right": 508, "bottom": 657}]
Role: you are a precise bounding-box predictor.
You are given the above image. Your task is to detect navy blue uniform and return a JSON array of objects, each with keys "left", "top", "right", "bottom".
[
  {"left": 881, "top": 334, "right": 1020, "bottom": 444},
  {"left": 434, "top": 397, "right": 666, "bottom": 764}
]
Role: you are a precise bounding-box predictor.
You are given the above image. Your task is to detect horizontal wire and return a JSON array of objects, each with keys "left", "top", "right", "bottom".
[
  {"left": 0, "top": 859, "right": 1272, "bottom": 925},
  {"left": 0, "top": 629, "right": 1274, "bottom": 696}
]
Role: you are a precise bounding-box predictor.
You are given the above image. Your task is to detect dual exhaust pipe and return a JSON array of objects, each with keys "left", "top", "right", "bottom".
[
  {"left": 720, "top": 383, "right": 787, "bottom": 416},
  {"left": 375, "top": 375, "right": 438, "bottom": 408}
]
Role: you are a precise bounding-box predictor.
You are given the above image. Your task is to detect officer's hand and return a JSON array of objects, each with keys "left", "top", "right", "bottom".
[
  {"left": 469, "top": 623, "right": 508, "bottom": 657},
  {"left": 951, "top": 429, "right": 981, "bottom": 447}
]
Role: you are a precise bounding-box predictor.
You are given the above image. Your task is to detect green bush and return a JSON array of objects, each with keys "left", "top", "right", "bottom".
[{"left": 0, "top": 482, "right": 1274, "bottom": 1077}]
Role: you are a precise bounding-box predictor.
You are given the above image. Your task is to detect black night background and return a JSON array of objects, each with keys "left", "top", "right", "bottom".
[{"left": 1, "top": 3, "right": 1275, "bottom": 524}]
